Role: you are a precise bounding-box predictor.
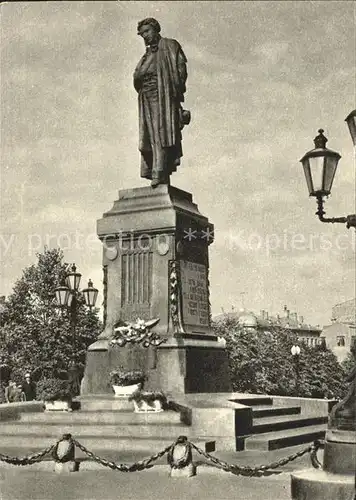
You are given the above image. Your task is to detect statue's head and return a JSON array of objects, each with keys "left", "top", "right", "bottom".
[{"left": 137, "top": 18, "right": 161, "bottom": 46}]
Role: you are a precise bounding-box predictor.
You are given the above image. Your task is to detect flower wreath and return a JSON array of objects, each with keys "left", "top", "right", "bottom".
[
  {"left": 167, "top": 436, "right": 193, "bottom": 469},
  {"left": 110, "top": 318, "right": 167, "bottom": 348},
  {"left": 51, "top": 433, "right": 75, "bottom": 463}
]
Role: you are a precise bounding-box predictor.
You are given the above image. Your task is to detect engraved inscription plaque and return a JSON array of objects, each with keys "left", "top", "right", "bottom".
[{"left": 180, "top": 260, "right": 209, "bottom": 328}]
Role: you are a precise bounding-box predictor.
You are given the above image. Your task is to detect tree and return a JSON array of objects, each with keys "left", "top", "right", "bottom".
[
  {"left": 213, "top": 317, "right": 348, "bottom": 399},
  {"left": 0, "top": 248, "right": 102, "bottom": 392},
  {"left": 299, "top": 343, "right": 347, "bottom": 399}
]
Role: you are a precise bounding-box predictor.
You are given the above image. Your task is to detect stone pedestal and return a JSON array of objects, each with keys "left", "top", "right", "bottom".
[
  {"left": 291, "top": 426, "right": 356, "bottom": 499},
  {"left": 81, "top": 185, "right": 231, "bottom": 395}
]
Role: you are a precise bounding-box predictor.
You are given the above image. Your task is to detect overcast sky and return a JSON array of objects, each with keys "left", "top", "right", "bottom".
[{"left": 1, "top": 1, "right": 355, "bottom": 326}]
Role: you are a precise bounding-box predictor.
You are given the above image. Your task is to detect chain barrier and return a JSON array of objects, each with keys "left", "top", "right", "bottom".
[
  {"left": 0, "top": 443, "right": 56, "bottom": 466},
  {"left": 72, "top": 438, "right": 172, "bottom": 472},
  {"left": 309, "top": 439, "right": 324, "bottom": 469},
  {"left": 190, "top": 439, "right": 324, "bottom": 477},
  {"left": 0, "top": 436, "right": 324, "bottom": 475}
]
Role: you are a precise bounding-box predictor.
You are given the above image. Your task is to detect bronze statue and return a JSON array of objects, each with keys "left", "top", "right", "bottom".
[{"left": 133, "top": 18, "right": 190, "bottom": 187}]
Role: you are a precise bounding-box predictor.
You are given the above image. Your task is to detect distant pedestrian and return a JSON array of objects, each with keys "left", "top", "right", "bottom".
[
  {"left": 22, "top": 372, "right": 36, "bottom": 401},
  {"left": 5, "top": 380, "right": 15, "bottom": 402},
  {"left": 5, "top": 380, "right": 24, "bottom": 402},
  {"left": 13, "top": 384, "right": 25, "bottom": 402}
]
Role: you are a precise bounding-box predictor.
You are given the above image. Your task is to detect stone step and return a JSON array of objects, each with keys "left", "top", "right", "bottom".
[
  {"left": 244, "top": 424, "right": 326, "bottom": 451},
  {"left": 252, "top": 415, "right": 328, "bottom": 434},
  {"left": 252, "top": 405, "right": 301, "bottom": 418},
  {"left": 0, "top": 435, "right": 215, "bottom": 454},
  {"left": 19, "top": 410, "right": 182, "bottom": 425},
  {"left": 0, "top": 421, "right": 188, "bottom": 438},
  {"left": 228, "top": 396, "right": 274, "bottom": 407}
]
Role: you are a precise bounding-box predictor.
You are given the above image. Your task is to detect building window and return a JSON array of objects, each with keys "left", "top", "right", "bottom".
[{"left": 336, "top": 336, "right": 345, "bottom": 347}]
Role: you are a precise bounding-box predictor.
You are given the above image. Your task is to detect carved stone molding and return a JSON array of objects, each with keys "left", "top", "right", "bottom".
[
  {"left": 169, "top": 260, "right": 185, "bottom": 334},
  {"left": 102, "top": 265, "right": 108, "bottom": 328}
]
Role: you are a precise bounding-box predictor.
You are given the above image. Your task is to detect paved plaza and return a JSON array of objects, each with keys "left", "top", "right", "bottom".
[{"left": 0, "top": 465, "right": 292, "bottom": 500}]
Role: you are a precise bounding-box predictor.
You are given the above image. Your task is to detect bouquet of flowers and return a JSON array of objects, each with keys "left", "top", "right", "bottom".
[{"left": 109, "top": 369, "right": 146, "bottom": 387}]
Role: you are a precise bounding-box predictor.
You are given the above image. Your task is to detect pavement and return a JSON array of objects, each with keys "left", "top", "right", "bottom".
[
  {"left": 0, "top": 445, "right": 319, "bottom": 500},
  {"left": 0, "top": 465, "right": 292, "bottom": 500}
]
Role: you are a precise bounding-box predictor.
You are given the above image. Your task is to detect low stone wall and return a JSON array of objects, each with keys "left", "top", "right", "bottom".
[
  {"left": 170, "top": 394, "right": 253, "bottom": 451},
  {"left": 0, "top": 401, "right": 44, "bottom": 421},
  {"left": 271, "top": 396, "right": 337, "bottom": 417}
]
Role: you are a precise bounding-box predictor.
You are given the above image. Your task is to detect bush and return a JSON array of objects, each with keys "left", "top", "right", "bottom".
[
  {"left": 37, "top": 378, "right": 72, "bottom": 402},
  {"left": 109, "top": 369, "right": 146, "bottom": 386}
]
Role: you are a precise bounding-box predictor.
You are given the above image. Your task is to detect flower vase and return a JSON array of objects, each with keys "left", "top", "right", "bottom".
[
  {"left": 44, "top": 400, "right": 72, "bottom": 412},
  {"left": 112, "top": 384, "right": 140, "bottom": 398}
]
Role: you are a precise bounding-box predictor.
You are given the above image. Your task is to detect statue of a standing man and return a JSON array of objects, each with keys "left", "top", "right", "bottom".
[{"left": 133, "top": 18, "right": 190, "bottom": 187}]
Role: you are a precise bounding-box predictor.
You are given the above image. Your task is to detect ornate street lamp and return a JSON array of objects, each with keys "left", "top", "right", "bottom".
[
  {"left": 300, "top": 112, "right": 356, "bottom": 427},
  {"left": 82, "top": 279, "right": 99, "bottom": 310},
  {"left": 54, "top": 285, "right": 71, "bottom": 308},
  {"left": 290, "top": 345, "right": 301, "bottom": 397},
  {"left": 54, "top": 265, "right": 98, "bottom": 396},
  {"left": 300, "top": 113, "right": 356, "bottom": 229},
  {"left": 66, "top": 264, "right": 82, "bottom": 292},
  {"left": 292, "top": 112, "right": 356, "bottom": 499}
]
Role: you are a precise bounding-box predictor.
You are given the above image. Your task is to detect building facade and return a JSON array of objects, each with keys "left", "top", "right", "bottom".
[
  {"left": 214, "top": 304, "right": 322, "bottom": 345},
  {"left": 322, "top": 298, "right": 356, "bottom": 363}
]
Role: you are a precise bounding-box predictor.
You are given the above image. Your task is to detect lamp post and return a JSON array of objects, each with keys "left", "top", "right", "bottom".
[
  {"left": 300, "top": 112, "right": 356, "bottom": 429},
  {"left": 291, "top": 344, "right": 301, "bottom": 397},
  {"left": 291, "top": 112, "right": 356, "bottom": 499},
  {"left": 55, "top": 264, "right": 98, "bottom": 396}
]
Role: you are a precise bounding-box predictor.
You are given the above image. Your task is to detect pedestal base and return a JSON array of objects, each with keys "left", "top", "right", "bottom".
[
  {"left": 54, "top": 461, "right": 77, "bottom": 474},
  {"left": 291, "top": 469, "right": 354, "bottom": 500},
  {"left": 81, "top": 341, "right": 156, "bottom": 395},
  {"left": 323, "top": 438, "right": 356, "bottom": 475},
  {"left": 170, "top": 463, "right": 197, "bottom": 478},
  {"left": 82, "top": 185, "right": 231, "bottom": 395},
  {"left": 291, "top": 429, "right": 356, "bottom": 499},
  {"left": 81, "top": 337, "right": 231, "bottom": 395},
  {"left": 156, "top": 338, "right": 232, "bottom": 394}
]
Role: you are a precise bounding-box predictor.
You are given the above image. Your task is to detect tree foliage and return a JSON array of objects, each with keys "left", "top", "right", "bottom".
[
  {"left": 0, "top": 248, "right": 102, "bottom": 391},
  {"left": 341, "top": 350, "right": 355, "bottom": 375},
  {"left": 213, "top": 317, "right": 348, "bottom": 399}
]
